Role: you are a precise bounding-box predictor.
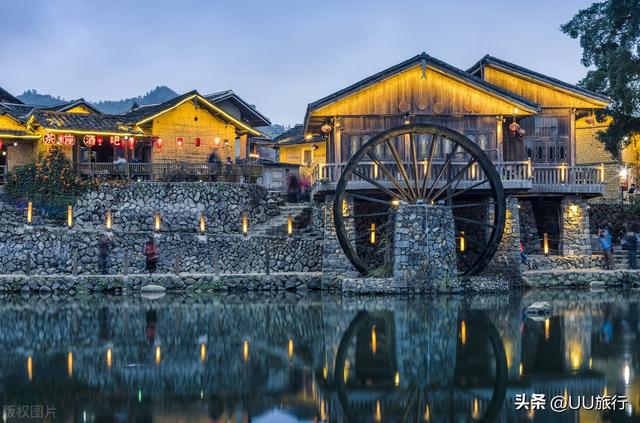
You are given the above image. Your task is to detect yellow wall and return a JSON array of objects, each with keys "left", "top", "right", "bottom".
[
  {"left": 64, "top": 105, "right": 94, "bottom": 114},
  {"left": 0, "top": 115, "right": 27, "bottom": 131},
  {"left": 483, "top": 66, "right": 607, "bottom": 109},
  {"left": 280, "top": 142, "right": 326, "bottom": 166},
  {"left": 147, "top": 101, "right": 238, "bottom": 163}
]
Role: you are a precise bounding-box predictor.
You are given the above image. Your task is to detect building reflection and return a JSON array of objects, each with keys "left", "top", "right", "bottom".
[{"left": 0, "top": 291, "right": 638, "bottom": 422}]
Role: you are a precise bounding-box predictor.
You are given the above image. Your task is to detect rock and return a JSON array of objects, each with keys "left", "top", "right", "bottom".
[
  {"left": 141, "top": 284, "right": 166, "bottom": 292},
  {"left": 525, "top": 301, "right": 553, "bottom": 319}
]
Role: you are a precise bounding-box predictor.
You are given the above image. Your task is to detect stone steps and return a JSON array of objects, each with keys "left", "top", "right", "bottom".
[{"left": 251, "top": 202, "right": 312, "bottom": 237}]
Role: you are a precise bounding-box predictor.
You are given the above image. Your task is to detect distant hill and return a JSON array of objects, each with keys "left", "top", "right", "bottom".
[{"left": 17, "top": 86, "right": 179, "bottom": 114}]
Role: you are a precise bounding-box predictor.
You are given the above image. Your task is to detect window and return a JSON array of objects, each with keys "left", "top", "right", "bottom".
[{"left": 302, "top": 148, "right": 313, "bottom": 165}]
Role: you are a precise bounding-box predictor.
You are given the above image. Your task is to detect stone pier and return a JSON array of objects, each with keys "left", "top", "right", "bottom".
[
  {"left": 483, "top": 196, "right": 522, "bottom": 287},
  {"left": 561, "top": 196, "right": 592, "bottom": 257},
  {"left": 393, "top": 202, "right": 458, "bottom": 292},
  {"left": 321, "top": 196, "right": 357, "bottom": 290}
]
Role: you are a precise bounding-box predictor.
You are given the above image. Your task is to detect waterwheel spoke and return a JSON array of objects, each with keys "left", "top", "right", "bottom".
[
  {"left": 426, "top": 142, "right": 459, "bottom": 202},
  {"left": 410, "top": 132, "right": 421, "bottom": 196},
  {"left": 386, "top": 138, "right": 417, "bottom": 201},
  {"left": 344, "top": 192, "right": 393, "bottom": 206},
  {"left": 430, "top": 158, "right": 477, "bottom": 203},
  {"left": 444, "top": 179, "right": 490, "bottom": 202},
  {"left": 449, "top": 201, "right": 496, "bottom": 209},
  {"left": 352, "top": 169, "right": 404, "bottom": 201},
  {"left": 453, "top": 216, "right": 496, "bottom": 229},
  {"left": 420, "top": 134, "right": 438, "bottom": 198},
  {"left": 366, "top": 151, "right": 412, "bottom": 201}
]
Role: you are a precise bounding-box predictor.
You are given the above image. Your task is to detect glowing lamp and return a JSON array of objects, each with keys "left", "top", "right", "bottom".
[
  {"left": 305, "top": 134, "right": 312, "bottom": 140},
  {"left": 243, "top": 340, "right": 249, "bottom": 363},
  {"left": 620, "top": 167, "right": 628, "bottom": 180},
  {"left": 0, "top": 140, "right": 4, "bottom": 150},
  {"left": 509, "top": 120, "right": 520, "bottom": 133},
  {"left": 105, "top": 210, "right": 112, "bottom": 230},
  {"left": 460, "top": 320, "right": 467, "bottom": 345},
  {"left": 370, "top": 223, "right": 376, "bottom": 244},
  {"left": 128, "top": 137, "right": 135, "bottom": 149},
  {"left": 321, "top": 123, "right": 332, "bottom": 133},
  {"left": 106, "top": 348, "right": 113, "bottom": 368},
  {"left": 154, "top": 213, "right": 161, "bottom": 231},
  {"left": 570, "top": 205, "right": 578, "bottom": 214},
  {"left": 27, "top": 201, "right": 33, "bottom": 224},
  {"left": 176, "top": 137, "right": 184, "bottom": 147},
  {"left": 373, "top": 162, "right": 378, "bottom": 178},
  {"left": 600, "top": 163, "right": 605, "bottom": 183},
  {"left": 288, "top": 339, "right": 294, "bottom": 360},
  {"left": 527, "top": 158, "right": 533, "bottom": 178},
  {"left": 391, "top": 199, "right": 400, "bottom": 207},
  {"left": 471, "top": 398, "right": 480, "bottom": 420},
  {"left": 543, "top": 233, "right": 549, "bottom": 255},
  {"left": 27, "top": 355, "right": 33, "bottom": 381},
  {"left": 67, "top": 205, "right": 73, "bottom": 228},
  {"left": 199, "top": 213, "right": 206, "bottom": 233},
  {"left": 96, "top": 136, "right": 103, "bottom": 146},
  {"left": 67, "top": 352, "right": 73, "bottom": 378},
  {"left": 287, "top": 214, "right": 293, "bottom": 236},
  {"left": 214, "top": 137, "right": 220, "bottom": 146},
  {"left": 394, "top": 372, "right": 400, "bottom": 387},
  {"left": 371, "top": 325, "right": 377, "bottom": 354},
  {"left": 200, "top": 343, "right": 206, "bottom": 363},
  {"left": 459, "top": 231, "right": 465, "bottom": 252},
  {"left": 375, "top": 400, "right": 382, "bottom": 422},
  {"left": 195, "top": 137, "right": 201, "bottom": 147},
  {"left": 242, "top": 213, "right": 249, "bottom": 236},
  {"left": 155, "top": 138, "right": 162, "bottom": 149},
  {"left": 155, "top": 345, "right": 161, "bottom": 365}
]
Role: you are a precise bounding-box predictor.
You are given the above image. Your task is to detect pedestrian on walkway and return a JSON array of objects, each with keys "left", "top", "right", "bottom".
[
  {"left": 598, "top": 229, "right": 614, "bottom": 270},
  {"left": 621, "top": 230, "right": 638, "bottom": 270},
  {"left": 144, "top": 236, "right": 159, "bottom": 273}
]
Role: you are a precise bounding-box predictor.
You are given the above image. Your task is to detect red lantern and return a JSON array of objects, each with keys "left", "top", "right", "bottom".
[
  {"left": 97, "top": 136, "right": 103, "bottom": 146},
  {"left": 508, "top": 117, "right": 520, "bottom": 133},
  {"left": 155, "top": 138, "right": 163, "bottom": 149},
  {"left": 43, "top": 133, "right": 56, "bottom": 144},
  {"left": 0, "top": 139, "right": 3, "bottom": 150},
  {"left": 195, "top": 137, "right": 201, "bottom": 147},
  {"left": 128, "top": 137, "right": 135, "bottom": 149},
  {"left": 83, "top": 134, "right": 96, "bottom": 147},
  {"left": 177, "top": 137, "right": 184, "bottom": 147},
  {"left": 321, "top": 124, "right": 332, "bottom": 133}
]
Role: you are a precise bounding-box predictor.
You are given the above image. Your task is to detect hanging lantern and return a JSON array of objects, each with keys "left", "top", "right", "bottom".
[
  {"left": 63, "top": 134, "right": 75, "bottom": 146},
  {"left": 155, "top": 138, "right": 163, "bottom": 149},
  {"left": 517, "top": 128, "right": 526, "bottom": 137},
  {"left": 83, "top": 134, "right": 96, "bottom": 147},
  {"left": 195, "top": 137, "right": 201, "bottom": 147},
  {"left": 321, "top": 123, "right": 332, "bottom": 134},
  {"left": 508, "top": 118, "right": 520, "bottom": 133},
  {"left": 0, "top": 140, "right": 3, "bottom": 150},
  {"left": 128, "top": 137, "right": 135, "bottom": 149},
  {"left": 96, "top": 136, "right": 103, "bottom": 146},
  {"left": 177, "top": 137, "right": 184, "bottom": 147}
]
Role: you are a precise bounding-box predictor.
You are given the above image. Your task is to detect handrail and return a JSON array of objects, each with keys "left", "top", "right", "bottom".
[{"left": 75, "top": 162, "right": 262, "bottom": 182}]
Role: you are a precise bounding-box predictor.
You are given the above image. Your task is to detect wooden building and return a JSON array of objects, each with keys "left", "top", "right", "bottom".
[{"left": 0, "top": 90, "right": 268, "bottom": 181}]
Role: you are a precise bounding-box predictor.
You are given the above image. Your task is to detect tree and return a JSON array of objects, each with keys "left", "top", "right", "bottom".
[{"left": 561, "top": 0, "right": 640, "bottom": 156}]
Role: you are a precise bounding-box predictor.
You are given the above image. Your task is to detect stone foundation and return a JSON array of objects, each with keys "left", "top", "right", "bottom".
[
  {"left": 523, "top": 269, "right": 640, "bottom": 288},
  {"left": 321, "top": 196, "right": 357, "bottom": 290},
  {"left": 561, "top": 196, "right": 592, "bottom": 257},
  {"left": 483, "top": 196, "right": 521, "bottom": 286},
  {"left": 393, "top": 202, "right": 459, "bottom": 292}
]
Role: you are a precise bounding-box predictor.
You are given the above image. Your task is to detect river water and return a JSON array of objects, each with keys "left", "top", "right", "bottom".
[{"left": 0, "top": 290, "right": 638, "bottom": 422}]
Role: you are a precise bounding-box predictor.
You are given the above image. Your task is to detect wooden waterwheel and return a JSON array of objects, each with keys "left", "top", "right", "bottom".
[{"left": 332, "top": 123, "right": 506, "bottom": 277}]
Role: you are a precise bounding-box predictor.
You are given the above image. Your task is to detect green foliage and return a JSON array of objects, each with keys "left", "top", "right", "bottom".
[
  {"left": 5, "top": 146, "right": 93, "bottom": 217},
  {"left": 561, "top": 0, "right": 640, "bottom": 156}
]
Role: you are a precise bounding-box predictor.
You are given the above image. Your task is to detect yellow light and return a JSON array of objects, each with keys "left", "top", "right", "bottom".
[
  {"left": 287, "top": 214, "right": 293, "bottom": 236},
  {"left": 470, "top": 163, "right": 477, "bottom": 180},
  {"left": 589, "top": 357, "right": 593, "bottom": 370},
  {"left": 370, "top": 223, "right": 376, "bottom": 244},
  {"left": 543, "top": 233, "right": 549, "bottom": 255},
  {"left": 200, "top": 343, "right": 206, "bottom": 363},
  {"left": 344, "top": 359, "right": 350, "bottom": 383},
  {"left": 560, "top": 163, "right": 566, "bottom": 182},
  {"left": 27, "top": 355, "right": 33, "bottom": 381},
  {"left": 472, "top": 398, "right": 480, "bottom": 420},
  {"left": 342, "top": 198, "right": 349, "bottom": 217},
  {"left": 67, "top": 352, "right": 73, "bottom": 378},
  {"left": 391, "top": 199, "right": 400, "bottom": 207},
  {"left": 199, "top": 213, "right": 206, "bottom": 233},
  {"left": 106, "top": 348, "right": 113, "bottom": 369},
  {"left": 105, "top": 210, "right": 112, "bottom": 230},
  {"left": 305, "top": 134, "right": 312, "bottom": 140},
  {"left": 374, "top": 400, "right": 382, "bottom": 422},
  {"left": 155, "top": 345, "right": 161, "bottom": 365},
  {"left": 604, "top": 386, "right": 608, "bottom": 396},
  {"left": 373, "top": 162, "right": 378, "bottom": 178},
  {"left": 27, "top": 202, "right": 33, "bottom": 224},
  {"left": 600, "top": 163, "right": 605, "bottom": 183},
  {"left": 459, "top": 231, "right": 465, "bottom": 252},
  {"left": 527, "top": 158, "right": 533, "bottom": 178},
  {"left": 242, "top": 214, "right": 249, "bottom": 235},
  {"left": 320, "top": 399, "right": 327, "bottom": 421},
  {"left": 394, "top": 371, "right": 400, "bottom": 387},
  {"left": 243, "top": 340, "right": 249, "bottom": 363},
  {"left": 423, "top": 404, "right": 430, "bottom": 421},
  {"left": 519, "top": 363, "right": 523, "bottom": 377},
  {"left": 620, "top": 167, "right": 628, "bottom": 179},
  {"left": 544, "top": 319, "right": 550, "bottom": 340},
  {"left": 371, "top": 325, "right": 377, "bottom": 354},
  {"left": 288, "top": 339, "right": 294, "bottom": 360},
  {"left": 460, "top": 320, "right": 467, "bottom": 346},
  {"left": 323, "top": 366, "right": 328, "bottom": 380},
  {"left": 514, "top": 107, "right": 519, "bottom": 114},
  {"left": 528, "top": 408, "right": 535, "bottom": 420},
  {"left": 570, "top": 205, "right": 578, "bottom": 214},
  {"left": 67, "top": 205, "right": 73, "bottom": 228},
  {"left": 154, "top": 213, "right": 161, "bottom": 231}
]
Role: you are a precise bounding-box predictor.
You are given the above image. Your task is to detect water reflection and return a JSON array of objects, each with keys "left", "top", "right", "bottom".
[{"left": 0, "top": 290, "right": 638, "bottom": 422}]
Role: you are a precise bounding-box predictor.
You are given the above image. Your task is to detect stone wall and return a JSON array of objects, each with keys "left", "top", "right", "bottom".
[
  {"left": 393, "top": 202, "right": 458, "bottom": 292},
  {"left": 321, "top": 196, "right": 357, "bottom": 290},
  {"left": 0, "top": 224, "right": 322, "bottom": 276},
  {"left": 589, "top": 203, "right": 640, "bottom": 242},
  {"left": 482, "top": 196, "right": 521, "bottom": 286},
  {"left": 73, "top": 182, "right": 280, "bottom": 233}
]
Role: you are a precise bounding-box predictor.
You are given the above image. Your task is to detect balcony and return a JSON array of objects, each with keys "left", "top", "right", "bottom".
[
  {"left": 311, "top": 161, "right": 604, "bottom": 197},
  {"left": 75, "top": 162, "right": 262, "bottom": 183}
]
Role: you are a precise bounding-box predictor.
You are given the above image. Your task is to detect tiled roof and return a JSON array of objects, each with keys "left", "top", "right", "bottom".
[
  {"left": 40, "top": 98, "right": 103, "bottom": 114},
  {"left": 467, "top": 55, "right": 610, "bottom": 104},
  {"left": 0, "top": 103, "right": 35, "bottom": 122},
  {"left": 0, "top": 129, "right": 38, "bottom": 138},
  {"left": 204, "top": 89, "right": 271, "bottom": 126},
  {"left": 119, "top": 91, "right": 198, "bottom": 124},
  {"left": 0, "top": 87, "right": 22, "bottom": 104},
  {"left": 30, "top": 110, "right": 142, "bottom": 135},
  {"left": 275, "top": 124, "right": 323, "bottom": 145}
]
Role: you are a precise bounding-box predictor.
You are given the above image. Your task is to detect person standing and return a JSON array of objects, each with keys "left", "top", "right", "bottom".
[
  {"left": 144, "top": 236, "right": 159, "bottom": 273},
  {"left": 598, "top": 229, "right": 614, "bottom": 270},
  {"left": 622, "top": 230, "right": 638, "bottom": 269},
  {"left": 98, "top": 235, "right": 111, "bottom": 274}
]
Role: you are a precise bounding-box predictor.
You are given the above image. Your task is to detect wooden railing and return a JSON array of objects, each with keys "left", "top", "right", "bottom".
[
  {"left": 311, "top": 161, "right": 604, "bottom": 191},
  {"left": 75, "top": 162, "right": 262, "bottom": 182},
  {"left": 0, "top": 165, "right": 6, "bottom": 185}
]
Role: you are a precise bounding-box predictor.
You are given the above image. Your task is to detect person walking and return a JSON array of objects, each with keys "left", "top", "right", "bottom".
[
  {"left": 621, "top": 230, "right": 638, "bottom": 269},
  {"left": 98, "top": 235, "right": 111, "bottom": 274},
  {"left": 598, "top": 229, "right": 614, "bottom": 270},
  {"left": 144, "top": 236, "right": 159, "bottom": 273}
]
